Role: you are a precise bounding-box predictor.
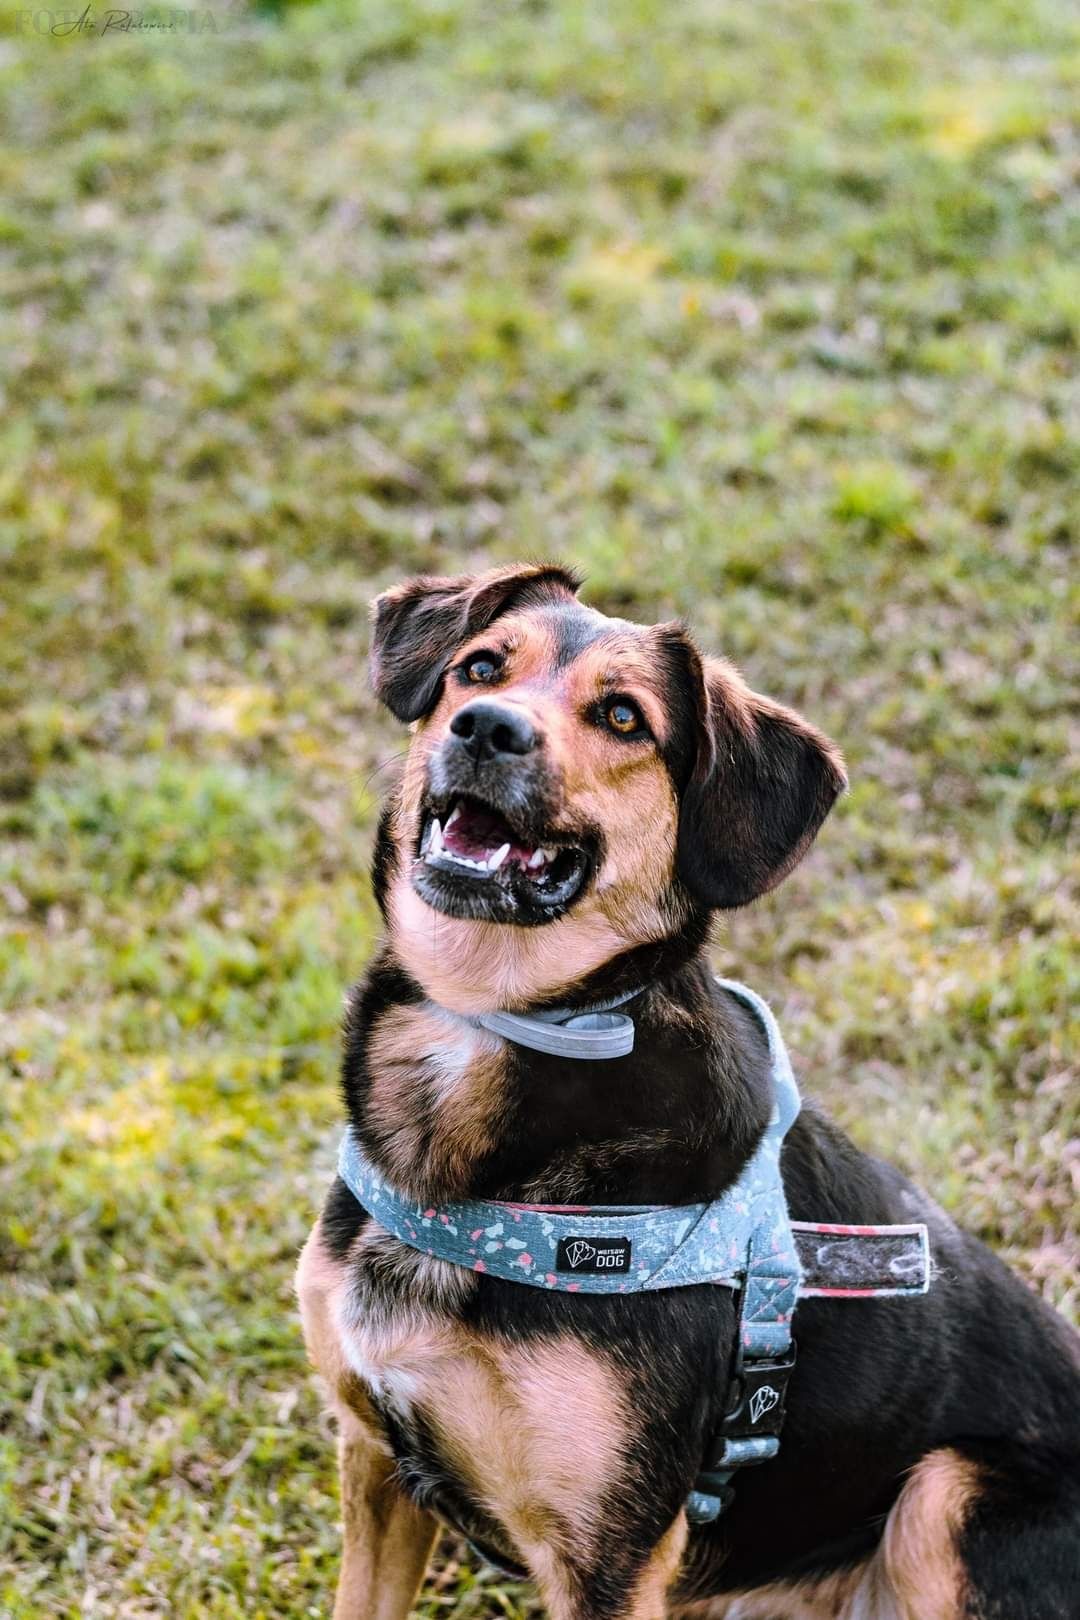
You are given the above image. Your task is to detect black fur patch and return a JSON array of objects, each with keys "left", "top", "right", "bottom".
[{"left": 660, "top": 629, "right": 847, "bottom": 909}]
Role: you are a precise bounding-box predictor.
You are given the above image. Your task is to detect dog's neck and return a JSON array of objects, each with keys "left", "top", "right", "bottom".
[
  {"left": 383, "top": 865, "right": 705, "bottom": 1017},
  {"left": 341, "top": 942, "right": 774, "bottom": 1209}
]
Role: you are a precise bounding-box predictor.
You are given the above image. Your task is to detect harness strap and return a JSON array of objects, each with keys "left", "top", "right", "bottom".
[{"left": 336, "top": 1131, "right": 929, "bottom": 1296}]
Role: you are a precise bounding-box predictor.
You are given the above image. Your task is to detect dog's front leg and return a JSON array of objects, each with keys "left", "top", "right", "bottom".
[
  {"left": 297, "top": 1223, "right": 437, "bottom": 1619},
  {"left": 333, "top": 1411, "right": 437, "bottom": 1620}
]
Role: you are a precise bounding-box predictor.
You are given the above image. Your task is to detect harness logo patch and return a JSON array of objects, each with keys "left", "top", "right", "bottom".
[
  {"left": 556, "top": 1236, "right": 631, "bottom": 1274},
  {"left": 749, "top": 1384, "right": 781, "bottom": 1425}
]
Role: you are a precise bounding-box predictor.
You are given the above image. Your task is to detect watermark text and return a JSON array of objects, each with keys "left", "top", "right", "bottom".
[{"left": 14, "top": 5, "right": 227, "bottom": 35}]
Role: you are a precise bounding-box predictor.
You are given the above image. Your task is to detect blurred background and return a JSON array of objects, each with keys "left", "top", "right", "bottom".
[{"left": 1, "top": 0, "right": 1076, "bottom": 1614}]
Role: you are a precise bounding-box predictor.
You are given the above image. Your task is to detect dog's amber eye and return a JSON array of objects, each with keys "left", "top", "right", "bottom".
[
  {"left": 605, "top": 698, "right": 644, "bottom": 736},
  {"left": 464, "top": 652, "right": 500, "bottom": 684}
]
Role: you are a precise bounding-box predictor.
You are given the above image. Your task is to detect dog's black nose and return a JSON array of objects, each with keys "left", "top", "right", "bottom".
[{"left": 450, "top": 701, "right": 537, "bottom": 761}]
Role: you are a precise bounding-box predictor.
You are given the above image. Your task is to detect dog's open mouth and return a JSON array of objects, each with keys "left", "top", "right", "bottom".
[{"left": 413, "top": 796, "right": 591, "bottom": 924}]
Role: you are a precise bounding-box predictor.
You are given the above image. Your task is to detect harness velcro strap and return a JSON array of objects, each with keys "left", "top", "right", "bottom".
[{"left": 793, "top": 1221, "right": 931, "bottom": 1297}]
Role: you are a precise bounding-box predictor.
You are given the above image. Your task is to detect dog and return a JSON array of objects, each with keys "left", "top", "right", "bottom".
[{"left": 296, "top": 563, "right": 1080, "bottom": 1620}]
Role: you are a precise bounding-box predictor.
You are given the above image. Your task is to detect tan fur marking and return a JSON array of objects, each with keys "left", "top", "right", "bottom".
[
  {"left": 674, "top": 1448, "right": 980, "bottom": 1620},
  {"left": 332, "top": 1275, "right": 635, "bottom": 1599},
  {"left": 367, "top": 1001, "right": 507, "bottom": 1195},
  {"left": 329, "top": 1252, "right": 630, "bottom": 1562},
  {"left": 336, "top": 1278, "right": 465, "bottom": 1421},
  {"left": 420, "top": 1336, "right": 631, "bottom": 1561},
  {"left": 881, "top": 1448, "right": 979, "bottom": 1618},
  {"left": 391, "top": 874, "right": 674, "bottom": 1012},
  {"left": 621, "top": 1510, "right": 690, "bottom": 1619}
]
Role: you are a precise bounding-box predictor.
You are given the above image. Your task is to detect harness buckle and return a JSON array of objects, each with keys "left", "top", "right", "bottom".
[
  {"left": 689, "top": 1342, "right": 798, "bottom": 1521},
  {"left": 719, "top": 1341, "right": 797, "bottom": 1450}
]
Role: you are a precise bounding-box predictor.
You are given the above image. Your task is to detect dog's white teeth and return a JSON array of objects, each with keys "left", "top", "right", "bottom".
[
  {"left": 486, "top": 842, "right": 511, "bottom": 872},
  {"left": 427, "top": 818, "right": 443, "bottom": 858},
  {"left": 541, "top": 845, "right": 557, "bottom": 863},
  {"left": 527, "top": 847, "right": 545, "bottom": 869},
  {"left": 445, "top": 803, "right": 462, "bottom": 832}
]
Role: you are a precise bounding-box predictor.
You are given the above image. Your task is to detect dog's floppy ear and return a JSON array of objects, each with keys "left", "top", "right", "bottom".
[
  {"left": 370, "top": 563, "right": 581, "bottom": 722},
  {"left": 665, "top": 629, "right": 846, "bottom": 909}
]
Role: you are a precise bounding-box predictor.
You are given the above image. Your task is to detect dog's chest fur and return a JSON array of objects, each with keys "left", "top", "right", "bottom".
[
  {"left": 361, "top": 999, "right": 511, "bottom": 1201},
  {"left": 343, "top": 952, "right": 775, "bottom": 1209}
]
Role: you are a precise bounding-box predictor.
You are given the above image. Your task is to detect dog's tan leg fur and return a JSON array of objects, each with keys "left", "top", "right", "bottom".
[
  {"left": 622, "top": 1511, "right": 689, "bottom": 1619},
  {"left": 297, "top": 1222, "right": 437, "bottom": 1620},
  {"left": 334, "top": 1414, "right": 437, "bottom": 1620}
]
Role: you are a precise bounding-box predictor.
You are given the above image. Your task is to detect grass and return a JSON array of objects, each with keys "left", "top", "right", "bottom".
[{"left": 0, "top": 0, "right": 1077, "bottom": 1612}]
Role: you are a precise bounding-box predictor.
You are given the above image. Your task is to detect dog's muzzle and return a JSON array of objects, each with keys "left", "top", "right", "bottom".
[{"left": 411, "top": 704, "right": 596, "bottom": 925}]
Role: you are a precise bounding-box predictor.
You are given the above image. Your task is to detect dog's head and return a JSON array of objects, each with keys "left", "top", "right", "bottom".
[{"left": 371, "top": 564, "right": 845, "bottom": 1011}]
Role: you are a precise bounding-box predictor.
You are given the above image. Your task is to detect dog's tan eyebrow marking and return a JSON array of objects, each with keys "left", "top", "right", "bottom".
[
  {"left": 455, "top": 628, "right": 522, "bottom": 661},
  {"left": 595, "top": 666, "right": 660, "bottom": 698},
  {"left": 455, "top": 615, "right": 559, "bottom": 680}
]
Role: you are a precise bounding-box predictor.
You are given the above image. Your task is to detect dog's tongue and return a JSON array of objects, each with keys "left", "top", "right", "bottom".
[{"left": 445, "top": 802, "right": 504, "bottom": 855}]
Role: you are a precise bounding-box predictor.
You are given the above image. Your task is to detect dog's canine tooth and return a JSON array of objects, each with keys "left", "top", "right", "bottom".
[
  {"left": 527, "top": 847, "right": 545, "bottom": 869},
  {"left": 487, "top": 843, "right": 511, "bottom": 872},
  {"left": 428, "top": 818, "right": 444, "bottom": 858},
  {"left": 445, "top": 803, "right": 462, "bottom": 832}
]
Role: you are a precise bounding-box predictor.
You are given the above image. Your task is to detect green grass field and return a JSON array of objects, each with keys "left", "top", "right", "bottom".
[{"left": 1, "top": 0, "right": 1077, "bottom": 1613}]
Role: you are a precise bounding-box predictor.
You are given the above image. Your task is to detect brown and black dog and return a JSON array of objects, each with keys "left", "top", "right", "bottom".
[{"left": 297, "top": 563, "right": 1080, "bottom": 1620}]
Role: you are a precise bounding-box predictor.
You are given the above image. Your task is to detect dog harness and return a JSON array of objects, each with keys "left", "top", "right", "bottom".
[{"left": 336, "top": 979, "right": 931, "bottom": 1527}]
